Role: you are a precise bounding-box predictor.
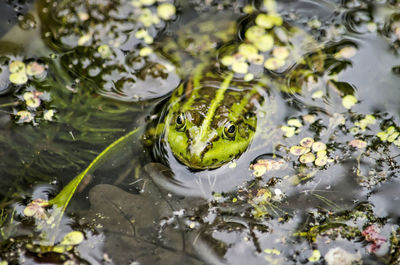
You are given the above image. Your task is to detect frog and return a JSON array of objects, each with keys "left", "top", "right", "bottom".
[
  {"left": 149, "top": 70, "right": 263, "bottom": 170},
  {"left": 142, "top": 8, "right": 325, "bottom": 171}
]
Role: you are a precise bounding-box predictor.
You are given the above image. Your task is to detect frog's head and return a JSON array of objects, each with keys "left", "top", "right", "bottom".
[{"left": 165, "top": 85, "right": 258, "bottom": 170}]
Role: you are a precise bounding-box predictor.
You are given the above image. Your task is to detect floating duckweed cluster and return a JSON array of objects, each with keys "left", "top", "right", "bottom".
[
  {"left": 7, "top": 60, "right": 55, "bottom": 125},
  {"left": 221, "top": 3, "right": 294, "bottom": 76},
  {"left": 290, "top": 137, "right": 330, "bottom": 167},
  {"left": 9, "top": 60, "right": 46, "bottom": 85},
  {"left": 377, "top": 126, "right": 400, "bottom": 147},
  {"left": 39, "top": 0, "right": 180, "bottom": 101},
  {"left": 281, "top": 118, "right": 303, "bottom": 138},
  {"left": 350, "top": 114, "right": 376, "bottom": 134},
  {"left": 130, "top": 0, "right": 176, "bottom": 46}
]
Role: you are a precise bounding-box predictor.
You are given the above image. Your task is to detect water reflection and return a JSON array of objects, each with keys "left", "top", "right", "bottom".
[{"left": 0, "top": 0, "right": 400, "bottom": 264}]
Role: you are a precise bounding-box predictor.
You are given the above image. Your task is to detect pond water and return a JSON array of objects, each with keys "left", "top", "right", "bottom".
[{"left": 0, "top": 0, "right": 400, "bottom": 264}]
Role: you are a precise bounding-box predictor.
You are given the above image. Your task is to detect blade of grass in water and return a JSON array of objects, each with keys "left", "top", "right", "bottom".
[{"left": 40, "top": 126, "right": 143, "bottom": 245}]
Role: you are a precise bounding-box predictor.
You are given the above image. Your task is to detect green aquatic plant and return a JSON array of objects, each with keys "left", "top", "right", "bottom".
[{"left": 23, "top": 127, "right": 143, "bottom": 246}]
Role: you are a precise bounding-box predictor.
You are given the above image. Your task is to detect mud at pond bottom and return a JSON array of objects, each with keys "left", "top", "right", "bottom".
[{"left": 78, "top": 183, "right": 221, "bottom": 264}]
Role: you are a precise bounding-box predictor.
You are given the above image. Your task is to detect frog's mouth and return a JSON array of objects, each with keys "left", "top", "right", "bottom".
[
  {"left": 168, "top": 136, "right": 252, "bottom": 170},
  {"left": 173, "top": 150, "right": 230, "bottom": 170}
]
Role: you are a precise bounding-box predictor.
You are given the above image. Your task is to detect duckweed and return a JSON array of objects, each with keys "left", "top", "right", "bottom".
[
  {"left": 311, "top": 142, "right": 326, "bottom": 152},
  {"left": 250, "top": 159, "right": 286, "bottom": 177},
  {"left": 335, "top": 46, "right": 357, "bottom": 59},
  {"left": 139, "top": 47, "right": 153, "bottom": 57},
  {"left": 26, "top": 62, "right": 46, "bottom": 78},
  {"left": 15, "top": 110, "right": 33, "bottom": 123},
  {"left": 232, "top": 61, "right": 249, "bottom": 74},
  {"left": 354, "top": 114, "right": 376, "bottom": 131},
  {"left": 308, "top": 249, "right": 321, "bottom": 262},
  {"left": 77, "top": 33, "right": 92, "bottom": 46},
  {"left": 98, "top": 44, "right": 112, "bottom": 59},
  {"left": 377, "top": 126, "right": 400, "bottom": 147},
  {"left": 281, "top": 125, "right": 296, "bottom": 137},
  {"left": 157, "top": 3, "right": 176, "bottom": 21},
  {"left": 281, "top": 118, "right": 303, "bottom": 137},
  {"left": 272, "top": 47, "right": 289, "bottom": 60},
  {"left": 255, "top": 13, "right": 282, "bottom": 29},
  {"left": 287, "top": 118, "right": 303, "bottom": 128},
  {"left": 9, "top": 61, "right": 28, "bottom": 85},
  {"left": 290, "top": 145, "right": 308, "bottom": 156},
  {"left": 300, "top": 137, "right": 314, "bottom": 148},
  {"left": 314, "top": 156, "right": 327, "bottom": 166},
  {"left": 311, "top": 90, "right": 324, "bottom": 99},
  {"left": 299, "top": 152, "right": 316, "bottom": 164},
  {"left": 342, "top": 95, "right": 358, "bottom": 109},
  {"left": 256, "top": 34, "right": 274, "bottom": 52},
  {"left": 290, "top": 138, "right": 329, "bottom": 166},
  {"left": 60, "top": 231, "right": 84, "bottom": 246}
]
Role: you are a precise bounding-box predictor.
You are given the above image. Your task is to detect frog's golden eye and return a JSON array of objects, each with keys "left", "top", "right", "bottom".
[
  {"left": 223, "top": 122, "right": 236, "bottom": 139},
  {"left": 175, "top": 113, "right": 186, "bottom": 131}
]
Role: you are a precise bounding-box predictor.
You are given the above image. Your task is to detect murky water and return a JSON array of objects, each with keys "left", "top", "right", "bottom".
[{"left": 0, "top": 0, "right": 400, "bottom": 264}]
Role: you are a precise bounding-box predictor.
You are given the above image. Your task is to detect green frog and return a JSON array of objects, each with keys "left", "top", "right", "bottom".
[
  {"left": 143, "top": 10, "right": 323, "bottom": 170},
  {"left": 152, "top": 70, "right": 263, "bottom": 169}
]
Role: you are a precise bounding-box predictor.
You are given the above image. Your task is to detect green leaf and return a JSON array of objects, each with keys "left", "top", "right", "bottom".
[{"left": 40, "top": 127, "right": 143, "bottom": 245}]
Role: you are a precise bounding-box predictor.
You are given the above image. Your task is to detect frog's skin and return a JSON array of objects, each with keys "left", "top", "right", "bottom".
[{"left": 159, "top": 70, "right": 262, "bottom": 170}]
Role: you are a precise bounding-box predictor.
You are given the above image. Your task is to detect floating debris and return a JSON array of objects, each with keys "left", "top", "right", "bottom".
[
  {"left": 324, "top": 247, "right": 361, "bottom": 265},
  {"left": 362, "top": 225, "right": 386, "bottom": 253},
  {"left": 24, "top": 199, "right": 49, "bottom": 219},
  {"left": 349, "top": 139, "right": 367, "bottom": 149},
  {"left": 250, "top": 159, "right": 286, "bottom": 177}
]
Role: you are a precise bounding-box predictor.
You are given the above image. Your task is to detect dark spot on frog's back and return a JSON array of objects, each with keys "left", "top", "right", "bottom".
[
  {"left": 224, "top": 90, "right": 243, "bottom": 105},
  {"left": 187, "top": 110, "right": 203, "bottom": 126},
  {"left": 197, "top": 86, "right": 216, "bottom": 100}
]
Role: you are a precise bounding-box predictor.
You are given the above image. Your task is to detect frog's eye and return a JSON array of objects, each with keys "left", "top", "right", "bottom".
[
  {"left": 175, "top": 113, "right": 186, "bottom": 131},
  {"left": 223, "top": 122, "right": 236, "bottom": 139}
]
